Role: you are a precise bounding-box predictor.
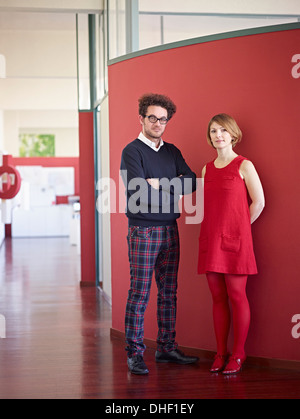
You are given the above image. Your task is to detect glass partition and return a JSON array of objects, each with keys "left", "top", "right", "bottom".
[
  {"left": 76, "top": 12, "right": 108, "bottom": 110},
  {"left": 76, "top": 14, "right": 90, "bottom": 110},
  {"left": 139, "top": 13, "right": 298, "bottom": 50},
  {"left": 108, "top": 0, "right": 126, "bottom": 60},
  {"left": 106, "top": 0, "right": 299, "bottom": 60},
  {"left": 96, "top": 12, "right": 108, "bottom": 101}
]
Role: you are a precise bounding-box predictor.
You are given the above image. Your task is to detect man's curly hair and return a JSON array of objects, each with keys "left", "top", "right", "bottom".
[{"left": 138, "top": 93, "right": 177, "bottom": 120}]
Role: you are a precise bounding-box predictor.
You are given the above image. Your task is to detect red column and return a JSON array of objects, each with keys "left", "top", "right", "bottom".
[{"left": 78, "top": 111, "right": 96, "bottom": 286}]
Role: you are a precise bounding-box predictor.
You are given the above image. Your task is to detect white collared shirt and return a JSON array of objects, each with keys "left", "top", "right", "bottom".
[{"left": 138, "top": 132, "right": 164, "bottom": 152}]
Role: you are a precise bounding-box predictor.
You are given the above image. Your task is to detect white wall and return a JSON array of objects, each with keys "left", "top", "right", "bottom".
[
  {"left": 0, "top": 12, "right": 79, "bottom": 157},
  {"left": 0, "top": 0, "right": 102, "bottom": 247},
  {"left": 4, "top": 110, "right": 79, "bottom": 157},
  {"left": 0, "top": 11, "right": 80, "bottom": 250},
  {"left": 0, "top": 0, "right": 103, "bottom": 14},
  {"left": 139, "top": 0, "right": 300, "bottom": 15},
  {"left": 0, "top": 110, "right": 3, "bottom": 151},
  {"left": 108, "top": 1, "right": 299, "bottom": 59},
  {"left": 139, "top": 0, "right": 299, "bottom": 50}
]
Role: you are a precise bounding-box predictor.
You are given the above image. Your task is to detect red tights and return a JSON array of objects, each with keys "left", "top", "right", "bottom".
[{"left": 206, "top": 272, "right": 250, "bottom": 358}]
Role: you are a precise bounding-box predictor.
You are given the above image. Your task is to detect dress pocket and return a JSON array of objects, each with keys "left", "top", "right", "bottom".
[
  {"left": 221, "top": 176, "right": 235, "bottom": 190},
  {"left": 221, "top": 234, "right": 240, "bottom": 253},
  {"left": 199, "top": 237, "right": 208, "bottom": 253}
]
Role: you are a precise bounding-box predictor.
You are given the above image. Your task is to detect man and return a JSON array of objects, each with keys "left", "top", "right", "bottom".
[{"left": 121, "top": 93, "right": 198, "bottom": 375}]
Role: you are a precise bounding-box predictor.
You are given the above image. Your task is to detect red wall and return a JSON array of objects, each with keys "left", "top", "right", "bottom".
[
  {"left": 108, "top": 27, "right": 300, "bottom": 361},
  {"left": 78, "top": 111, "right": 96, "bottom": 286}
]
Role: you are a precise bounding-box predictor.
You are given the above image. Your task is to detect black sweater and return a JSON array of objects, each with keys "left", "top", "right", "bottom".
[{"left": 120, "top": 139, "right": 197, "bottom": 226}]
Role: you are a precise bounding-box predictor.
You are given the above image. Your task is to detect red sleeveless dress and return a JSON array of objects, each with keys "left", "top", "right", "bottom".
[{"left": 198, "top": 155, "right": 257, "bottom": 275}]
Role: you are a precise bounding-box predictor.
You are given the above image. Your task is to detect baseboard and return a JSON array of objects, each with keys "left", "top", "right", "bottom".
[
  {"left": 98, "top": 286, "right": 112, "bottom": 306},
  {"left": 79, "top": 280, "right": 95, "bottom": 287},
  {"left": 110, "top": 328, "right": 300, "bottom": 372}
]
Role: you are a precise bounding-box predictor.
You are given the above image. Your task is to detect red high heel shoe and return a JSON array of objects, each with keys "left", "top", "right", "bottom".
[
  {"left": 210, "top": 354, "right": 228, "bottom": 373},
  {"left": 222, "top": 355, "right": 246, "bottom": 375}
]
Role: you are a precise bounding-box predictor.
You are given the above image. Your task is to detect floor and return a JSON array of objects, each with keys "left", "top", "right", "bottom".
[{"left": 0, "top": 237, "right": 300, "bottom": 400}]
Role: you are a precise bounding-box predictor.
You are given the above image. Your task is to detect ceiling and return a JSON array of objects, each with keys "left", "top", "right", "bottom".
[{"left": 0, "top": 11, "right": 77, "bottom": 31}]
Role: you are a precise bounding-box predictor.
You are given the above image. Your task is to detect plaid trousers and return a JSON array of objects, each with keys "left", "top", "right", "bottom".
[{"left": 125, "top": 224, "right": 180, "bottom": 356}]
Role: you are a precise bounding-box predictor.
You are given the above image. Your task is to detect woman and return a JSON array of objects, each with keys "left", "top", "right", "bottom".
[{"left": 198, "top": 114, "right": 265, "bottom": 374}]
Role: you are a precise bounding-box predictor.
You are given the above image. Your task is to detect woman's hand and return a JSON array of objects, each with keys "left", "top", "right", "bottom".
[{"left": 146, "top": 178, "right": 160, "bottom": 190}]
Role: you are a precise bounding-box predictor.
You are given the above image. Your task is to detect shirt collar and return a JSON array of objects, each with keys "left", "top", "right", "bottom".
[{"left": 138, "top": 132, "right": 164, "bottom": 152}]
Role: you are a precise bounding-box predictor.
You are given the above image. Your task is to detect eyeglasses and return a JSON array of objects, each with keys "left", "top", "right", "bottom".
[{"left": 145, "top": 115, "right": 169, "bottom": 125}]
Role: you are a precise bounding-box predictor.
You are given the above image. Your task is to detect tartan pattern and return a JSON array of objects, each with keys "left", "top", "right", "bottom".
[{"left": 125, "top": 224, "right": 180, "bottom": 356}]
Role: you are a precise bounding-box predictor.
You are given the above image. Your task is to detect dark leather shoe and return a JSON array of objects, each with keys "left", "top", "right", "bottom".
[
  {"left": 155, "top": 349, "right": 199, "bottom": 365},
  {"left": 127, "top": 355, "right": 149, "bottom": 375}
]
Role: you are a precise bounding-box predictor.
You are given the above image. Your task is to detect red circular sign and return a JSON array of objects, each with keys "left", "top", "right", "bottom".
[{"left": 0, "top": 165, "right": 21, "bottom": 199}]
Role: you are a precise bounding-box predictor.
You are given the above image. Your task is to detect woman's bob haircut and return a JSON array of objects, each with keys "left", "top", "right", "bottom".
[{"left": 207, "top": 113, "right": 242, "bottom": 148}]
